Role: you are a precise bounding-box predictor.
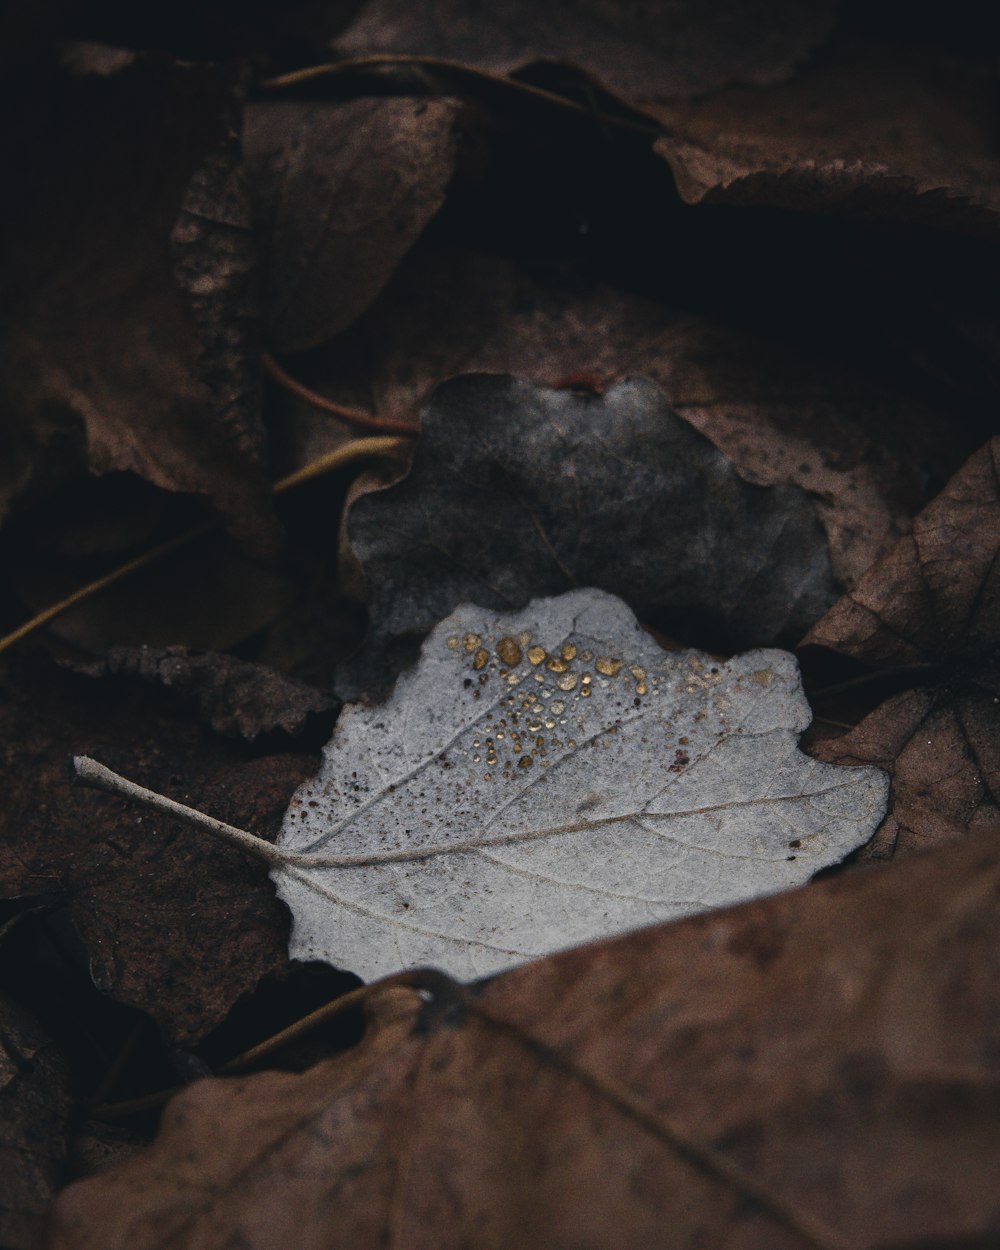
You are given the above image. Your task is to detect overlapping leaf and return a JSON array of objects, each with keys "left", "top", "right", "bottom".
[
  {"left": 245, "top": 96, "right": 460, "bottom": 354},
  {"left": 342, "top": 374, "right": 840, "bottom": 697},
  {"left": 805, "top": 438, "right": 1000, "bottom": 859},
  {"left": 0, "top": 55, "right": 271, "bottom": 543},
  {"left": 332, "top": 5, "right": 1000, "bottom": 228},
  {"left": 333, "top": 0, "right": 840, "bottom": 98},
  {"left": 332, "top": 244, "right": 966, "bottom": 584},
  {"left": 0, "top": 657, "right": 316, "bottom": 1043},
  {"left": 49, "top": 819, "right": 1000, "bottom": 1250},
  {"left": 276, "top": 590, "right": 885, "bottom": 980}
]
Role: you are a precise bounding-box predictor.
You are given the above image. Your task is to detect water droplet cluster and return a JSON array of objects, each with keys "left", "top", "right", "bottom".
[{"left": 445, "top": 628, "right": 665, "bottom": 782}]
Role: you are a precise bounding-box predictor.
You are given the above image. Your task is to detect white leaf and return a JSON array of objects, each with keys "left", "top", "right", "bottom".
[{"left": 276, "top": 589, "right": 887, "bottom": 980}]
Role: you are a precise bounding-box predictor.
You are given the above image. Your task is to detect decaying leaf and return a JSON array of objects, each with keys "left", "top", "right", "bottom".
[
  {"left": 245, "top": 96, "right": 460, "bottom": 353},
  {"left": 650, "top": 32, "right": 1000, "bottom": 225},
  {"left": 0, "top": 996, "right": 71, "bottom": 1250},
  {"left": 810, "top": 687, "right": 1000, "bottom": 862},
  {"left": 333, "top": 0, "right": 840, "bottom": 98},
  {"left": 0, "top": 657, "right": 312, "bottom": 1044},
  {"left": 48, "top": 818, "right": 1000, "bottom": 1250},
  {"left": 342, "top": 374, "right": 840, "bottom": 697},
  {"left": 276, "top": 589, "right": 886, "bottom": 980},
  {"left": 0, "top": 55, "right": 273, "bottom": 543},
  {"left": 805, "top": 437, "right": 1000, "bottom": 860},
  {"left": 804, "top": 437, "right": 1000, "bottom": 669},
  {"left": 333, "top": 244, "right": 965, "bottom": 584},
  {"left": 332, "top": 6, "right": 1000, "bottom": 230},
  {"left": 85, "top": 646, "right": 336, "bottom": 740}
]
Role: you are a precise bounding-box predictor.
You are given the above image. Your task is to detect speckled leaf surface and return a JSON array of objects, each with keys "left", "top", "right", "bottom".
[
  {"left": 276, "top": 590, "right": 887, "bottom": 979},
  {"left": 342, "top": 374, "right": 840, "bottom": 698}
]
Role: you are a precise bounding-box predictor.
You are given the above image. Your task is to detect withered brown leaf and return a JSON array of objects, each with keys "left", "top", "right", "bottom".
[
  {"left": 333, "top": 0, "right": 840, "bottom": 99},
  {"left": 0, "top": 55, "right": 272, "bottom": 545},
  {"left": 0, "top": 657, "right": 316, "bottom": 1044},
  {"left": 651, "top": 32, "right": 1000, "bottom": 227},
  {"left": 49, "top": 823, "right": 1000, "bottom": 1249},
  {"left": 0, "top": 996, "right": 70, "bottom": 1250},
  {"left": 805, "top": 438, "right": 1000, "bottom": 859},
  {"left": 245, "top": 96, "right": 460, "bottom": 354}
]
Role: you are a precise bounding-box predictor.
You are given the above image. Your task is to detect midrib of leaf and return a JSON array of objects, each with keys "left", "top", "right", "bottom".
[
  {"left": 73, "top": 753, "right": 864, "bottom": 959},
  {"left": 74, "top": 735, "right": 862, "bottom": 877},
  {"left": 289, "top": 783, "right": 862, "bottom": 869}
]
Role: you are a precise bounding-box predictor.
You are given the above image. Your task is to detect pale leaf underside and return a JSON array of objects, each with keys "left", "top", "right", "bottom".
[{"left": 277, "top": 590, "right": 888, "bottom": 979}]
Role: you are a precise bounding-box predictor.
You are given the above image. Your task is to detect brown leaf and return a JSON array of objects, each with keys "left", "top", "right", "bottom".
[
  {"left": 48, "top": 824, "right": 1000, "bottom": 1249},
  {"left": 804, "top": 438, "right": 1000, "bottom": 667},
  {"left": 805, "top": 438, "right": 1000, "bottom": 859},
  {"left": 331, "top": 7, "right": 1000, "bottom": 230},
  {"left": 650, "top": 32, "right": 1000, "bottom": 227},
  {"left": 0, "top": 657, "right": 316, "bottom": 1044},
  {"left": 0, "top": 996, "right": 71, "bottom": 1250},
  {"left": 333, "top": 0, "right": 841, "bottom": 99},
  {"left": 811, "top": 688, "right": 1000, "bottom": 862},
  {"left": 0, "top": 55, "right": 272, "bottom": 543},
  {"left": 11, "top": 539, "right": 296, "bottom": 656},
  {"left": 93, "top": 645, "right": 335, "bottom": 740},
  {"left": 245, "top": 96, "right": 460, "bottom": 353}
]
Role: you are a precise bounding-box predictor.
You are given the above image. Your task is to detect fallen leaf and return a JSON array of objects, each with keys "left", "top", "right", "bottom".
[
  {"left": 333, "top": 0, "right": 841, "bottom": 98},
  {"left": 804, "top": 437, "right": 1000, "bottom": 668},
  {"left": 341, "top": 373, "right": 840, "bottom": 696},
  {"left": 276, "top": 589, "right": 885, "bottom": 980},
  {"left": 804, "top": 438, "right": 1000, "bottom": 859},
  {"left": 331, "top": 7, "right": 1000, "bottom": 229},
  {"left": 0, "top": 656, "right": 313, "bottom": 1044},
  {"left": 245, "top": 96, "right": 461, "bottom": 353},
  {"left": 809, "top": 687, "right": 1000, "bottom": 863},
  {"left": 48, "top": 816, "right": 1000, "bottom": 1250},
  {"left": 11, "top": 537, "right": 296, "bottom": 656},
  {"left": 650, "top": 31, "right": 1000, "bottom": 226},
  {"left": 86, "top": 646, "right": 336, "bottom": 740},
  {"left": 0, "top": 996, "right": 70, "bottom": 1250},
  {"left": 0, "top": 55, "right": 272, "bottom": 543},
  {"left": 332, "top": 244, "right": 966, "bottom": 584}
]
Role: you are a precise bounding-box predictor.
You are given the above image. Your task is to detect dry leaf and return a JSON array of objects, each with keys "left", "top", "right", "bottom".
[
  {"left": 805, "top": 438, "right": 1000, "bottom": 859},
  {"left": 0, "top": 996, "right": 70, "bottom": 1250},
  {"left": 332, "top": 6, "right": 1000, "bottom": 228},
  {"left": 0, "top": 55, "right": 272, "bottom": 543},
  {"left": 85, "top": 646, "right": 335, "bottom": 740},
  {"left": 650, "top": 32, "right": 1000, "bottom": 226},
  {"left": 333, "top": 0, "right": 840, "bottom": 98},
  {"left": 245, "top": 96, "right": 460, "bottom": 353},
  {"left": 48, "top": 819, "right": 1000, "bottom": 1250},
  {"left": 276, "top": 589, "right": 885, "bottom": 979},
  {"left": 0, "top": 657, "right": 312, "bottom": 1043},
  {"left": 333, "top": 244, "right": 964, "bottom": 585},
  {"left": 341, "top": 374, "right": 840, "bottom": 697}
]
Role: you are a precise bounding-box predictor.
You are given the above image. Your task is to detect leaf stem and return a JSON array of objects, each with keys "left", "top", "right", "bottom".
[
  {"left": 0, "top": 435, "right": 408, "bottom": 656},
  {"left": 91, "top": 968, "right": 458, "bottom": 1118},
  {"left": 260, "top": 55, "right": 661, "bottom": 135},
  {"left": 220, "top": 967, "right": 459, "bottom": 1073},
  {"left": 0, "top": 525, "right": 211, "bottom": 656},
  {"left": 271, "top": 436, "right": 409, "bottom": 494},
  {"left": 73, "top": 756, "right": 288, "bottom": 867},
  {"left": 262, "top": 351, "right": 420, "bottom": 436}
]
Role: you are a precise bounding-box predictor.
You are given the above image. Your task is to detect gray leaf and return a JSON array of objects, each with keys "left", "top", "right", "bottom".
[
  {"left": 341, "top": 374, "right": 839, "bottom": 700},
  {"left": 278, "top": 589, "right": 886, "bottom": 980}
]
